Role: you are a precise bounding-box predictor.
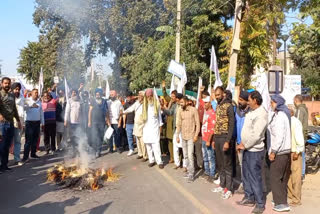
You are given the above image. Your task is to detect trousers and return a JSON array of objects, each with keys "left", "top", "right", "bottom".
[
  {"left": 288, "top": 153, "right": 302, "bottom": 204},
  {"left": 202, "top": 141, "right": 216, "bottom": 177},
  {"left": 13, "top": 127, "right": 22, "bottom": 162},
  {"left": 136, "top": 136, "right": 148, "bottom": 159},
  {"left": 145, "top": 143, "right": 163, "bottom": 165},
  {"left": 173, "top": 132, "right": 186, "bottom": 167},
  {"left": 0, "top": 122, "right": 14, "bottom": 168},
  {"left": 270, "top": 153, "right": 291, "bottom": 205},
  {"left": 243, "top": 150, "right": 265, "bottom": 208},
  {"left": 23, "top": 121, "right": 40, "bottom": 159},
  {"left": 44, "top": 123, "right": 56, "bottom": 152},
  {"left": 215, "top": 135, "right": 233, "bottom": 191},
  {"left": 182, "top": 139, "right": 194, "bottom": 177}
]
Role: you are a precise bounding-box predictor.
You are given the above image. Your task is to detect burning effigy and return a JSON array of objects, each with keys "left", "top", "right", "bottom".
[{"left": 47, "top": 164, "right": 119, "bottom": 191}]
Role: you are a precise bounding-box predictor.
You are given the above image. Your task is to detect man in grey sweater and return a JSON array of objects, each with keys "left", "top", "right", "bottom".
[{"left": 236, "top": 91, "right": 268, "bottom": 214}]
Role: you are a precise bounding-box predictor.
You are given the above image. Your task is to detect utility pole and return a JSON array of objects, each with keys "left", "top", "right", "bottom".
[
  {"left": 175, "top": 0, "right": 181, "bottom": 63},
  {"left": 227, "top": 0, "right": 243, "bottom": 94}
]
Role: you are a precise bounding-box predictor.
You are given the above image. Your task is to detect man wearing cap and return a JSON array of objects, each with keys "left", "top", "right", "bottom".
[
  {"left": 108, "top": 90, "right": 123, "bottom": 153},
  {"left": 234, "top": 90, "right": 250, "bottom": 193},
  {"left": 88, "top": 88, "right": 110, "bottom": 158},
  {"left": 123, "top": 91, "right": 148, "bottom": 161},
  {"left": 142, "top": 88, "right": 164, "bottom": 169},
  {"left": 201, "top": 96, "right": 216, "bottom": 183}
]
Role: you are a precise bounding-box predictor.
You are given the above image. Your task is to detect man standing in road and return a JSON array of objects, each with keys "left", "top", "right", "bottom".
[
  {"left": 269, "top": 95, "right": 291, "bottom": 212},
  {"left": 142, "top": 89, "right": 164, "bottom": 169},
  {"left": 123, "top": 91, "right": 136, "bottom": 156},
  {"left": 236, "top": 91, "right": 268, "bottom": 214},
  {"left": 201, "top": 96, "right": 216, "bottom": 183},
  {"left": 123, "top": 91, "right": 148, "bottom": 161},
  {"left": 88, "top": 88, "right": 110, "bottom": 158},
  {"left": 108, "top": 90, "right": 123, "bottom": 153},
  {"left": 42, "top": 91, "right": 57, "bottom": 155},
  {"left": 11, "top": 82, "right": 25, "bottom": 166},
  {"left": 287, "top": 106, "right": 304, "bottom": 207},
  {"left": 211, "top": 86, "right": 235, "bottom": 199},
  {"left": 176, "top": 96, "right": 200, "bottom": 182},
  {"left": 22, "top": 89, "right": 44, "bottom": 163},
  {"left": 234, "top": 90, "right": 250, "bottom": 193},
  {"left": 0, "top": 77, "right": 22, "bottom": 172},
  {"left": 293, "top": 94, "right": 308, "bottom": 180}
]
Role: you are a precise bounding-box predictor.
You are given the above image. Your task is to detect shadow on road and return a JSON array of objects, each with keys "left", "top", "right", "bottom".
[
  {"left": 0, "top": 153, "right": 66, "bottom": 213},
  {"left": 79, "top": 201, "right": 112, "bottom": 214}
]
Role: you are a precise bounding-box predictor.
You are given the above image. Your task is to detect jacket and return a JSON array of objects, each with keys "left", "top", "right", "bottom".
[
  {"left": 268, "top": 111, "right": 291, "bottom": 155},
  {"left": 241, "top": 106, "right": 268, "bottom": 152},
  {"left": 291, "top": 116, "right": 305, "bottom": 154},
  {"left": 295, "top": 104, "right": 308, "bottom": 136}
]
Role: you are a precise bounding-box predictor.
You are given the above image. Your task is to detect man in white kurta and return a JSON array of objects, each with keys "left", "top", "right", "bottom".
[{"left": 142, "top": 89, "right": 164, "bottom": 169}]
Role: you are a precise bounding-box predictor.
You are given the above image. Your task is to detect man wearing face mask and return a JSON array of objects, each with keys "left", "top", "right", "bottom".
[
  {"left": 88, "top": 88, "right": 110, "bottom": 158},
  {"left": 211, "top": 86, "right": 235, "bottom": 200},
  {"left": 234, "top": 90, "right": 250, "bottom": 193},
  {"left": 56, "top": 89, "right": 67, "bottom": 151},
  {"left": 108, "top": 90, "right": 123, "bottom": 153}
]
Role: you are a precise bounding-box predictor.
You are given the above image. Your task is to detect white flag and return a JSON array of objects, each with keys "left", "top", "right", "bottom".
[
  {"left": 105, "top": 79, "right": 110, "bottom": 99},
  {"left": 91, "top": 60, "right": 95, "bottom": 82},
  {"left": 169, "top": 75, "right": 176, "bottom": 94},
  {"left": 196, "top": 77, "right": 202, "bottom": 109},
  {"left": 38, "top": 67, "right": 43, "bottom": 95},
  {"left": 210, "top": 45, "right": 223, "bottom": 89},
  {"left": 64, "top": 77, "right": 70, "bottom": 104},
  {"left": 177, "top": 63, "right": 187, "bottom": 93}
]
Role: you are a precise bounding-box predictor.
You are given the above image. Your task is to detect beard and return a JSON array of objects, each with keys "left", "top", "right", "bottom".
[
  {"left": 182, "top": 105, "right": 187, "bottom": 110},
  {"left": 239, "top": 103, "right": 247, "bottom": 110},
  {"left": 110, "top": 96, "right": 116, "bottom": 101},
  {"left": 147, "top": 97, "right": 154, "bottom": 104},
  {"left": 96, "top": 98, "right": 102, "bottom": 104},
  {"left": 216, "top": 98, "right": 223, "bottom": 104}
]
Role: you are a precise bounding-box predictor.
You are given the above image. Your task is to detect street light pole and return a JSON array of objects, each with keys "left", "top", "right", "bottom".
[
  {"left": 281, "top": 35, "right": 289, "bottom": 75},
  {"left": 175, "top": 0, "right": 181, "bottom": 63}
]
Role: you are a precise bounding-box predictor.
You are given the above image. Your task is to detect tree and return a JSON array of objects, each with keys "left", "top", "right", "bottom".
[{"left": 289, "top": 0, "right": 320, "bottom": 98}]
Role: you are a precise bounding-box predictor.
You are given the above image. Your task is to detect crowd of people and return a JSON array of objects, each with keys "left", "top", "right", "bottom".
[{"left": 0, "top": 76, "right": 310, "bottom": 213}]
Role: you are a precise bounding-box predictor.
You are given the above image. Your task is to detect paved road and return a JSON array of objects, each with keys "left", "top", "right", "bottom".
[{"left": 0, "top": 149, "right": 318, "bottom": 214}]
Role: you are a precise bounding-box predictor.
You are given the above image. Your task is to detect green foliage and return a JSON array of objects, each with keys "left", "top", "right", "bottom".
[{"left": 290, "top": 20, "right": 320, "bottom": 98}]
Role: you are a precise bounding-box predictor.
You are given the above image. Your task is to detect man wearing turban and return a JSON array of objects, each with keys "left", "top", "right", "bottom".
[{"left": 142, "top": 88, "right": 164, "bottom": 169}]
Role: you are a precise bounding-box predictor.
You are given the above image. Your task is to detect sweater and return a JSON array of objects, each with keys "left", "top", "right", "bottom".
[
  {"left": 291, "top": 116, "right": 305, "bottom": 154},
  {"left": 214, "top": 100, "right": 235, "bottom": 143},
  {"left": 268, "top": 111, "right": 291, "bottom": 155},
  {"left": 42, "top": 98, "right": 57, "bottom": 124},
  {"left": 241, "top": 106, "right": 268, "bottom": 152}
]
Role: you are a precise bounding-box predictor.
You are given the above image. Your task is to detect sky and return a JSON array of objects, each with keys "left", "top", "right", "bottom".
[
  {"left": 0, "top": 0, "right": 39, "bottom": 76},
  {"left": 0, "top": 1, "right": 313, "bottom": 78}
]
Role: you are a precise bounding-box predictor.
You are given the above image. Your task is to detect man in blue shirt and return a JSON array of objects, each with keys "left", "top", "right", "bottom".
[{"left": 235, "top": 90, "right": 250, "bottom": 193}]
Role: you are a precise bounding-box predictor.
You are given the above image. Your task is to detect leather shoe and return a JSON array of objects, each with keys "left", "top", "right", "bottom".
[
  {"left": 159, "top": 164, "right": 164, "bottom": 169},
  {"left": 148, "top": 162, "right": 156, "bottom": 167},
  {"left": 251, "top": 205, "right": 265, "bottom": 214},
  {"left": 136, "top": 156, "right": 143, "bottom": 159},
  {"left": 236, "top": 198, "right": 255, "bottom": 207}
]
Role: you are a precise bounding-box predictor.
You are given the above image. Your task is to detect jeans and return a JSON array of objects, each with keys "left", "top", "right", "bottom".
[
  {"left": 44, "top": 123, "right": 56, "bottom": 152},
  {"left": 0, "top": 122, "right": 14, "bottom": 168},
  {"left": 91, "top": 123, "right": 105, "bottom": 154},
  {"left": 182, "top": 139, "right": 195, "bottom": 177},
  {"left": 302, "top": 152, "right": 306, "bottom": 176},
  {"left": 201, "top": 141, "right": 216, "bottom": 177},
  {"left": 13, "top": 128, "right": 22, "bottom": 162},
  {"left": 125, "top": 124, "right": 134, "bottom": 151},
  {"left": 110, "top": 124, "right": 121, "bottom": 151},
  {"left": 23, "top": 121, "right": 40, "bottom": 159},
  {"left": 243, "top": 150, "right": 265, "bottom": 208}
]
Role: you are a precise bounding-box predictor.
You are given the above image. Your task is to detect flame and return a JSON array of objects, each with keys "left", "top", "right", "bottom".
[{"left": 47, "top": 164, "right": 119, "bottom": 190}]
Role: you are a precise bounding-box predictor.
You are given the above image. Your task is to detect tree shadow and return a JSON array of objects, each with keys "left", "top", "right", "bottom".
[
  {"left": 0, "top": 153, "right": 72, "bottom": 213},
  {"left": 14, "top": 197, "right": 80, "bottom": 214}
]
